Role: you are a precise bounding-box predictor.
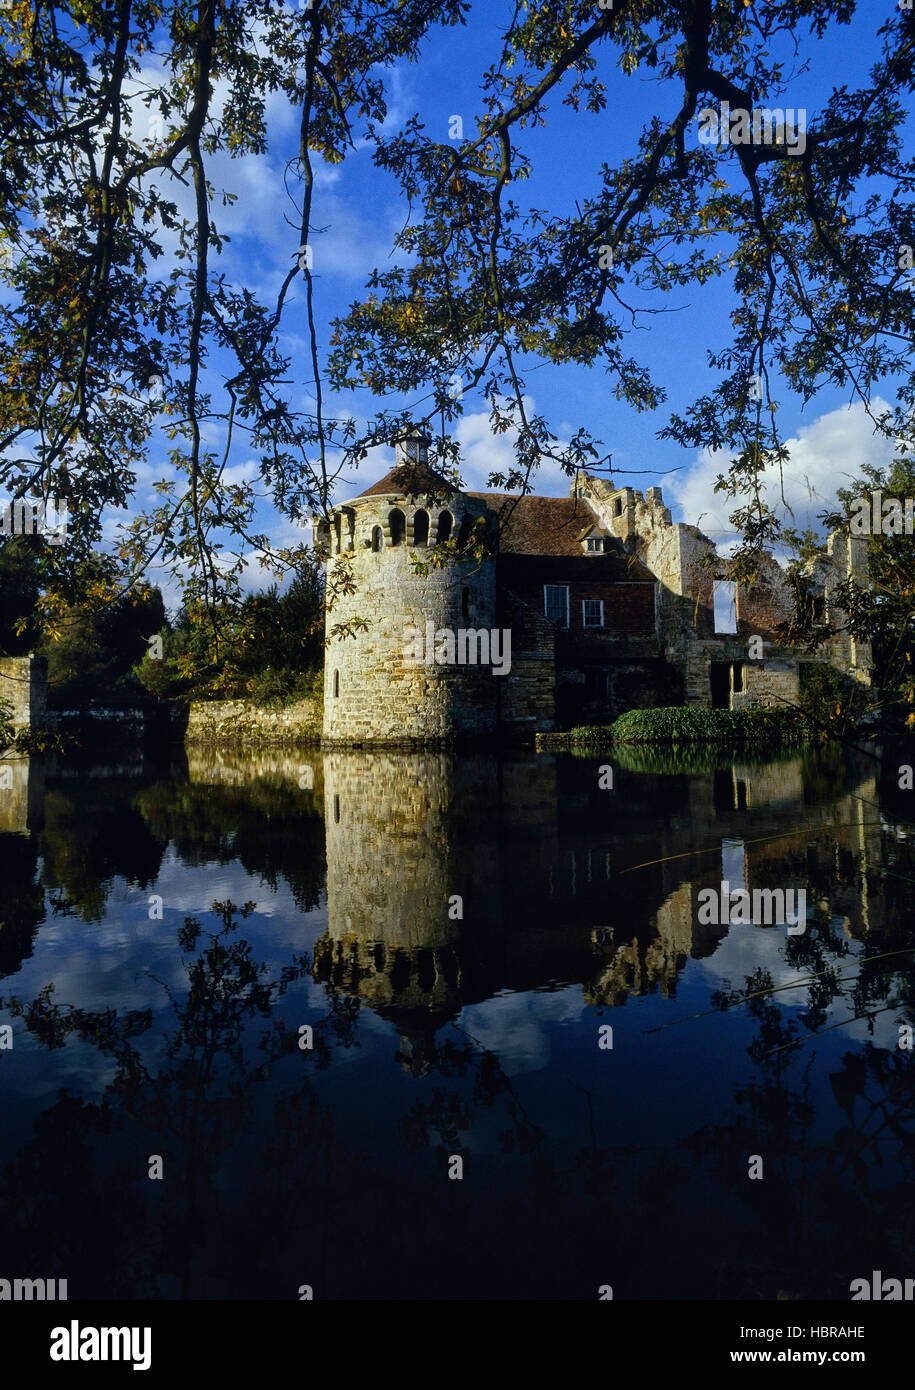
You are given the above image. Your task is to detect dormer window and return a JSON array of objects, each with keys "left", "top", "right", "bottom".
[{"left": 585, "top": 536, "right": 608, "bottom": 553}]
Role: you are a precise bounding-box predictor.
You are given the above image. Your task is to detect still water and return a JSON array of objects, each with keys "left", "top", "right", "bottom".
[{"left": 0, "top": 741, "right": 912, "bottom": 1300}]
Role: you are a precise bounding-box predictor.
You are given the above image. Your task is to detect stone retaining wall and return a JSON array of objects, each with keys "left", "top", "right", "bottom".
[{"left": 185, "top": 697, "right": 322, "bottom": 745}]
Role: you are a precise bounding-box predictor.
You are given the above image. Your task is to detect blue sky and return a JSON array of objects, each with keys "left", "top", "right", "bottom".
[{"left": 110, "top": 1, "right": 908, "bottom": 594}]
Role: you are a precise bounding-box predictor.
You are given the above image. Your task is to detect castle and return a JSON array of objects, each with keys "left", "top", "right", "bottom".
[
  {"left": 316, "top": 428, "right": 870, "bottom": 745},
  {"left": 313, "top": 747, "right": 884, "bottom": 1070}
]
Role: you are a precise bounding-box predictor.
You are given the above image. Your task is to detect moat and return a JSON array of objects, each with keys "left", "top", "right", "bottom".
[{"left": 0, "top": 742, "right": 912, "bottom": 1300}]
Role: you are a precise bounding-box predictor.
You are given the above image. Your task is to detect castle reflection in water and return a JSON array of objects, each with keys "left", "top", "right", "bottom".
[
  {"left": 0, "top": 738, "right": 910, "bottom": 1301},
  {"left": 0, "top": 743, "right": 889, "bottom": 1038},
  {"left": 294, "top": 746, "right": 888, "bottom": 1074}
]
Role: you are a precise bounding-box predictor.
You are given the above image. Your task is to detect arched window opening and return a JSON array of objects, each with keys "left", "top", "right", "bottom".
[
  {"left": 436, "top": 510, "right": 453, "bottom": 544},
  {"left": 333, "top": 670, "right": 340, "bottom": 698},
  {"left": 388, "top": 508, "right": 406, "bottom": 545},
  {"left": 413, "top": 508, "right": 429, "bottom": 546},
  {"left": 457, "top": 514, "right": 473, "bottom": 551},
  {"left": 613, "top": 497, "right": 623, "bottom": 517},
  {"left": 371, "top": 525, "right": 382, "bottom": 552}
]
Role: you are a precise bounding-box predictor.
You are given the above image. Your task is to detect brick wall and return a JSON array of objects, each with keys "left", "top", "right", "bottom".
[{"left": 504, "top": 572, "right": 657, "bottom": 639}]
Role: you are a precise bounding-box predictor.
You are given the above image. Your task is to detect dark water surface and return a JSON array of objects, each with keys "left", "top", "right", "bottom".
[{"left": 0, "top": 742, "right": 913, "bottom": 1300}]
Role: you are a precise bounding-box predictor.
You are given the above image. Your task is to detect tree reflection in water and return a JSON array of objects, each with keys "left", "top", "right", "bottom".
[{"left": 0, "top": 745, "right": 912, "bottom": 1298}]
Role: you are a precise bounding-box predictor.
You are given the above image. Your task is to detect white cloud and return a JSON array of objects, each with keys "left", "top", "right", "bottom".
[
  {"left": 669, "top": 399, "right": 897, "bottom": 544},
  {"left": 453, "top": 405, "right": 574, "bottom": 495},
  {"left": 458, "top": 986, "right": 586, "bottom": 1076}
]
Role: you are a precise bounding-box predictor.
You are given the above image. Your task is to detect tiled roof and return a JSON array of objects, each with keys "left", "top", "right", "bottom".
[
  {"left": 357, "top": 462, "right": 456, "bottom": 498},
  {"left": 469, "top": 493, "right": 614, "bottom": 558}
]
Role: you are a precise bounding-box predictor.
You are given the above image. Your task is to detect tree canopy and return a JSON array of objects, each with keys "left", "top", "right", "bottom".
[{"left": 0, "top": 0, "right": 912, "bottom": 620}]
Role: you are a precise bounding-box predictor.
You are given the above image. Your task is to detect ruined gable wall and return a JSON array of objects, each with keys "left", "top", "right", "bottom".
[
  {"left": 821, "top": 533, "right": 872, "bottom": 683},
  {"left": 576, "top": 477, "right": 715, "bottom": 656}
]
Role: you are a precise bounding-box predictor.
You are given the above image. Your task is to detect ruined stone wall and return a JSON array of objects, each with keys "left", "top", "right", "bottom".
[
  {"left": 731, "top": 661, "right": 800, "bottom": 710},
  {"left": 576, "top": 477, "right": 673, "bottom": 551},
  {"left": 821, "top": 532, "right": 872, "bottom": 683},
  {"left": 321, "top": 490, "right": 499, "bottom": 744},
  {"left": 575, "top": 474, "right": 873, "bottom": 708},
  {"left": 0, "top": 655, "right": 47, "bottom": 732},
  {"left": 736, "top": 553, "right": 796, "bottom": 640},
  {"left": 185, "top": 698, "right": 321, "bottom": 745},
  {"left": 683, "top": 642, "right": 715, "bottom": 706}
]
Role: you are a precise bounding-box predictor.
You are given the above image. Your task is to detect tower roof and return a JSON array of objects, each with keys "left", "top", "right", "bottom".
[{"left": 356, "top": 461, "right": 456, "bottom": 498}]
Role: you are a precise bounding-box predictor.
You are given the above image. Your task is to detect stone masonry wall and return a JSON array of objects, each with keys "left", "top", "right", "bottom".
[
  {"left": 185, "top": 697, "right": 321, "bottom": 745},
  {"left": 576, "top": 474, "right": 872, "bottom": 707},
  {"left": 497, "top": 592, "right": 555, "bottom": 731},
  {"left": 0, "top": 655, "right": 47, "bottom": 732},
  {"left": 321, "top": 490, "right": 500, "bottom": 744},
  {"left": 731, "top": 661, "right": 800, "bottom": 710}
]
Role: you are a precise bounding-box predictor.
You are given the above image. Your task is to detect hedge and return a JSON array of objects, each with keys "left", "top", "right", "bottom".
[{"left": 569, "top": 705, "right": 813, "bottom": 746}]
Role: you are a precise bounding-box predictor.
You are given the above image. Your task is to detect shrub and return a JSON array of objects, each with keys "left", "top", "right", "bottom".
[
  {"left": 0, "top": 698, "right": 71, "bottom": 756},
  {"left": 798, "top": 661, "right": 871, "bottom": 735},
  {"left": 598, "top": 705, "right": 813, "bottom": 745},
  {"left": 244, "top": 665, "right": 318, "bottom": 709},
  {"left": 0, "top": 698, "right": 14, "bottom": 752}
]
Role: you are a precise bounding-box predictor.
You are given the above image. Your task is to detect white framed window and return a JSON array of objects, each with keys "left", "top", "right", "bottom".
[
  {"left": 544, "top": 584, "right": 570, "bottom": 628},
  {"left": 582, "top": 599, "right": 604, "bottom": 628},
  {"left": 585, "top": 537, "right": 606, "bottom": 552}
]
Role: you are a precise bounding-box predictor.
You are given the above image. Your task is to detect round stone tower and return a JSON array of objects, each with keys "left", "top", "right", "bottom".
[{"left": 317, "top": 428, "right": 498, "bottom": 744}]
